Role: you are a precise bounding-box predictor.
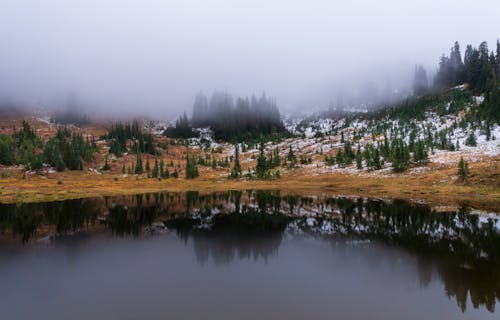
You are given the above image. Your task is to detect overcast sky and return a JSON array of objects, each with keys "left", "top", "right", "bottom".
[{"left": 0, "top": 0, "right": 499, "bottom": 117}]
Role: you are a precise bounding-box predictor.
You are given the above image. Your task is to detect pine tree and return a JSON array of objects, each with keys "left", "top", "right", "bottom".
[
  {"left": 391, "top": 138, "right": 410, "bottom": 172},
  {"left": 145, "top": 157, "right": 151, "bottom": 173},
  {"left": 102, "top": 155, "right": 110, "bottom": 171},
  {"left": 344, "top": 140, "right": 354, "bottom": 164},
  {"left": 172, "top": 168, "right": 179, "bottom": 178},
  {"left": 255, "top": 141, "right": 269, "bottom": 178},
  {"left": 449, "top": 41, "right": 465, "bottom": 85},
  {"left": 230, "top": 144, "right": 242, "bottom": 178},
  {"left": 160, "top": 159, "right": 165, "bottom": 178},
  {"left": 465, "top": 132, "right": 477, "bottom": 146},
  {"left": 496, "top": 39, "right": 500, "bottom": 79},
  {"left": 56, "top": 153, "right": 66, "bottom": 171},
  {"left": 458, "top": 156, "right": 470, "bottom": 181},
  {"left": 356, "top": 145, "right": 363, "bottom": 169},
  {"left": 287, "top": 145, "right": 297, "bottom": 167},
  {"left": 186, "top": 154, "right": 199, "bottom": 179},
  {"left": 135, "top": 153, "right": 144, "bottom": 174},
  {"left": 373, "top": 147, "right": 382, "bottom": 169},
  {"left": 152, "top": 158, "right": 159, "bottom": 178},
  {"left": 335, "top": 149, "right": 345, "bottom": 167},
  {"left": 413, "top": 139, "right": 428, "bottom": 164},
  {"left": 273, "top": 147, "right": 281, "bottom": 167},
  {"left": 413, "top": 65, "right": 428, "bottom": 95}
]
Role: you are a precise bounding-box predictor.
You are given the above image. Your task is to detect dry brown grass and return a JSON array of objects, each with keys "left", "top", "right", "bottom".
[{"left": 1, "top": 157, "right": 500, "bottom": 212}]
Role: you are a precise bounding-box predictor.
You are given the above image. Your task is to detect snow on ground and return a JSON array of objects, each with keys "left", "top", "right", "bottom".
[{"left": 36, "top": 116, "right": 52, "bottom": 125}]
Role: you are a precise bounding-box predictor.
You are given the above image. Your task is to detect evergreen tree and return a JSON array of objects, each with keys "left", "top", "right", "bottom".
[
  {"left": 356, "top": 145, "right": 363, "bottom": 169},
  {"left": 55, "top": 153, "right": 66, "bottom": 171},
  {"left": 391, "top": 138, "right": 410, "bottom": 172},
  {"left": 465, "top": 132, "right": 477, "bottom": 146},
  {"left": 287, "top": 145, "right": 297, "bottom": 167},
  {"left": 335, "top": 149, "right": 345, "bottom": 167},
  {"left": 135, "top": 153, "right": 144, "bottom": 174},
  {"left": 373, "top": 147, "right": 382, "bottom": 170},
  {"left": 102, "top": 156, "right": 110, "bottom": 171},
  {"left": 413, "top": 65, "right": 428, "bottom": 95},
  {"left": 413, "top": 139, "right": 428, "bottom": 164},
  {"left": 255, "top": 141, "right": 270, "bottom": 178},
  {"left": 272, "top": 147, "right": 281, "bottom": 167},
  {"left": 496, "top": 39, "right": 500, "bottom": 79},
  {"left": 458, "top": 156, "right": 470, "bottom": 181},
  {"left": 449, "top": 41, "right": 465, "bottom": 85},
  {"left": 230, "top": 144, "right": 242, "bottom": 178},
  {"left": 185, "top": 154, "right": 199, "bottom": 179},
  {"left": 160, "top": 159, "right": 165, "bottom": 178},
  {"left": 152, "top": 158, "right": 159, "bottom": 178}
]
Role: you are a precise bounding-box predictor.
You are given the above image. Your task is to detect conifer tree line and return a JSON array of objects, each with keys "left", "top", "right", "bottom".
[
  {"left": 51, "top": 108, "right": 89, "bottom": 126},
  {"left": 435, "top": 41, "right": 500, "bottom": 93},
  {"left": 128, "top": 154, "right": 179, "bottom": 178},
  {"left": 430, "top": 40, "right": 499, "bottom": 122},
  {"left": 0, "top": 120, "right": 42, "bottom": 166},
  {"left": 163, "top": 112, "right": 199, "bottom": 139},
  {"left": 166, "top": 91, "right": 287, "bottom": 142},
  {"left": 252, "top": 141, "right": 282, "bottom": 179},
  {"left": 104, "top": 120, "right": 160, "bottom": 157},
  {"left": 37, "top": 128, "right": 96, "bottom": 171},
  {"left": 0, "top": 121, "right": 96, "bottom": 171},
  {"left": 185, "top": 154, "right": 199, "bottom": 179},
  {"left": 50, "top": 95, "right": 90, "bottom": 126},
  {"left": 325, "top": 130, "right": 430, "bottom": 173}
]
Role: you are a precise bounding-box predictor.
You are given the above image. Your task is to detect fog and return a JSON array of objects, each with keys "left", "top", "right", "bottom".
[{"left": 0, "top": 0, "right": 499, "bottom": 118}]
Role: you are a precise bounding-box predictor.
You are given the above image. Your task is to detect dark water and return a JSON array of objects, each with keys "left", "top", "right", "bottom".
[{"left": 0, "top": 191, "right": 499, "bottom": 319}]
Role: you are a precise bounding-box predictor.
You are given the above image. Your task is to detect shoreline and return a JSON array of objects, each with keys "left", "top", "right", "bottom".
[{"left": 1, "top": 169, "right": 499, "bottom": 212}]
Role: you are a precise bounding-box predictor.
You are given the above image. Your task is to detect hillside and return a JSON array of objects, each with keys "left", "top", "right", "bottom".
[{"left": 0, "top": 84, "right": 499, "bottom": 211}]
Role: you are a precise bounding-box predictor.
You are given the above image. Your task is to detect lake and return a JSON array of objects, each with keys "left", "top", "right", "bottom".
[{"left": 0, "top": 190, "right": 499, "bottom": 319}]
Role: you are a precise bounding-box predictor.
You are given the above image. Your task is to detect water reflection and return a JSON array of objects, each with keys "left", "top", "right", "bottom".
[{"left": 0, "top": 190, "right": 499, "bottom": 312}]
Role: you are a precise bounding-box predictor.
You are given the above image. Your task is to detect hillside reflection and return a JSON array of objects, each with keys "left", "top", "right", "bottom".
[{"left": 0, "top": 190, "right": 499, "bottom": 312}]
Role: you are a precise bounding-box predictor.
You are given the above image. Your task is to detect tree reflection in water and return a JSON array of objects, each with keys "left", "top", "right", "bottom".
[{"left": 0, "top": 190, "right": 499, "bottom": 312}]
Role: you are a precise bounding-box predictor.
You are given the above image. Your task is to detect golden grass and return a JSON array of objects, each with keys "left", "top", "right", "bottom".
[{"left": 1, "top": 159, "right": 500, "bottom": 212}]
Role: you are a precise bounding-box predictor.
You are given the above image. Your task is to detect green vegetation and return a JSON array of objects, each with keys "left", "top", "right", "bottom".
[
  {"left": 167, "top": 91, "right": 289, "bottom": 143},
  {"left": 230, "top": 144, "right": 242, "bottom": 178},
  {"left": 185, "top": 154, "right": 199, "bottom": 179},
  {"left": 105, "top": 120, "right": 160, "bottom": 157},
  {"left": 458, "top": 157, "right": 470, "bottom": 182},
  {"left": 38, "top": 128, "right": 96, "bottom": 171},
  {"left": 163, "top": 112, "right": 199, "bottom": 139},
  {"left": 0, "top": 121, "right": 42, "bottom": 167}
]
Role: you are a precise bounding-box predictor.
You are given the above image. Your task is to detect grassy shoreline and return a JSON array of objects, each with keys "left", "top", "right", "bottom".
[{"left": 1, "top": 168, "right": 499, "bottom": 212}]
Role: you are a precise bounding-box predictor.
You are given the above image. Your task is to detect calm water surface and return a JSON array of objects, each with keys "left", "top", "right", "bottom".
[{"left": 0, "top": 191, "right": 499, "bottom": 319}]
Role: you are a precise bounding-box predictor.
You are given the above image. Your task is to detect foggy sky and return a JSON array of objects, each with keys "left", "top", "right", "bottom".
[{"left": 0, "top": 0, "right": 499, "bottom": 117}]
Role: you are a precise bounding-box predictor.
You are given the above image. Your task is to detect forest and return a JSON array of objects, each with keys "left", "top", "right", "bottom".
[
  {"left": 0, "top": 122, "right": 96, "bottom": 171},
  {"left": 165, "top": 91, "right": 287, "bottom": 142}
]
